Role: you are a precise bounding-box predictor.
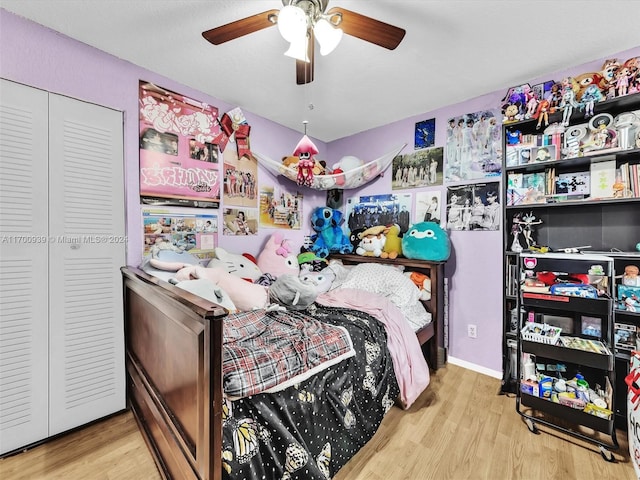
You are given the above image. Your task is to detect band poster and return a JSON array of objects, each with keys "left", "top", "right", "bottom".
[{"left": 139, "top": 81, "right": 221, "bottom": 207}]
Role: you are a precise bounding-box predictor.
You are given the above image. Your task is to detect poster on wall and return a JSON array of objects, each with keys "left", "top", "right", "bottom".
[
  {"left": 222, "top": 207, "right": 259, "bottom": 236},
  {"left": 259, "top": 186, "right": 303, "bottom": 230},
  {"left": 392, "top": 147, "right": 443, "bottom": 190},
  {"left": 446, "top": 182, "right": 500, "bottom": 231},
  {"left": 415, "top": 118, "right": 435, "bottom": 149},
  {"left": 222, "top": 144, "right": 258, "bottom": 208},
  {"left": 142, "top": 207, "right": 218, "bottom": 261},
  {"left": 345, "top": 193, "right": 412, "bottom": 235},
  {"left": 415, "top": 190, "right": 442, "bottom": 225},
  {"left": 444, "top": 109, "right": 502, "bottom": 183},
  {"left": 139, "top": 81, "right": 221, "bottom": 208}
]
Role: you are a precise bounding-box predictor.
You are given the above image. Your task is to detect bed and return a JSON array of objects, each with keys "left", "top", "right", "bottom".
[{"left": 123, "top": 254, "right": 444, "bottom": 480}]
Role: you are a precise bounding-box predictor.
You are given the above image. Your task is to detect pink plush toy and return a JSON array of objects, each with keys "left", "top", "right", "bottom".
[
  {"left": 256, "top": 233, "right": 300, "bottom": 278},
  {"left": 175, "top": 266, "right": 268, "bottom": 312}
]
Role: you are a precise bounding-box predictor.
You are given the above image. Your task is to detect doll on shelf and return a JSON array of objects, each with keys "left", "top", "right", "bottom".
[
  {"left": 534, "top": 99, "right": 551, "bottom": 130},
  {"left": 580, "top": 84, "right": 604, "bottom": 118},
  {"left": 559, "top": 86, "right": 581, "bottom": 126}
]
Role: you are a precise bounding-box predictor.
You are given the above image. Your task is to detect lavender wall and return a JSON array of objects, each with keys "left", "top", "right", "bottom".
[
  {"left": 329, "top": 45, "right": 640, "bottom": 374},
  {"left": 2, "top": 8, "right": 638, "bottom": 374},
  {"left": 0, "top": 8, "right": 326, "bottom": 270}
]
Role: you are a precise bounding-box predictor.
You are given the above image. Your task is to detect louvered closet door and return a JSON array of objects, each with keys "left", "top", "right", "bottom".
[
  {"left": 47, "top": 94, "right": 125, "bottom": 435},
  {"left": 0, "top": 79, "right": 49, "bottom": 455}
]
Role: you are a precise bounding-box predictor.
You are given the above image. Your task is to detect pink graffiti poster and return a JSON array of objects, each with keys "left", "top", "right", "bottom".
[{"left": 139, "top": 81, "right": 221, "bottom": 207}]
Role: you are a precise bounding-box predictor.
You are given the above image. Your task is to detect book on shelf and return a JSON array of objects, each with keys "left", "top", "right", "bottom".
[
  {"left": 531, "top": 145, "right": 557, "bottom": 163},
  {"left": 555, "top": 171, "right": 590, "bottom": 196},
  {"left": 614, "top": 322, "right": 637, "bottom": 351},
  {"left": 616, "top": 284, "right": 640, "bottom": 311},
  {"left": 559, "top": 336, "right": 611, "bottom": 355},
  {"left": 505, "top": 146, "right": 532, "bottom": 167},
  {"left": 521, "top": 277, "right": 550, "bottom": 293},
  {"left": 519, "top": 172, "right": 547, "bottom": 204},
  {"left": 589, "top": 159, "right": 617, "bottom": 199},
  {"left": 506, "top": 172, "right": 527, "bottom": 206},
  {"left": 617, "top": 162, "right": 640, "bottom": 198}
]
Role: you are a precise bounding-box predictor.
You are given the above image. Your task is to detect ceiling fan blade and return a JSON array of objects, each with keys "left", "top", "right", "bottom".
[
  {"left": 296, "top": 30, "right": 315, "bottom": 85},
  {"left": 327, "top": 7, "right": 406, "bottom": 50},
  {"left": 202, "top": 9, "right": 279, "bottom": 45}
]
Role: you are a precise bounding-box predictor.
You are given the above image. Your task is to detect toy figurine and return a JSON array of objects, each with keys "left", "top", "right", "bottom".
[
  {"left": 546, "top": 82, "right": 563, "bottom": 112},
  {"left": 510, "top": 213, "right": 523, "bottom": 253},
  {"left": 613, "top": 66, "right": 631, "bottom": 97},
  {"left": 525, "top": 90, "right": 539, "bottom": 119},
  {"left": 533, "top": 99, "right": 551, "bottom": 130},
  {"left": 622, "top": 265, "right": 640, "bottom": 286},
  {"left": 559, "top": 86, "right": 581, "bottom": 126},
  {"left": 580, "top": 84, "right": 604, "bottom": 118},
  {"left": 513, "top": 211, "right": 542, "bottom": 250}
]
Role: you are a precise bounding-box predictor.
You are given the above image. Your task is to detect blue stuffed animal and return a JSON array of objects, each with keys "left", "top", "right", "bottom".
[
  {"left": 401, "top": 221, "right": 450, "bottom": 261},
  {"left": 309, "top": 207, "right": 353, "bottom": 258}
]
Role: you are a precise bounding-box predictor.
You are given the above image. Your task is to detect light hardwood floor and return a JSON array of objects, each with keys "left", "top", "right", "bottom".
[{"left": 0, "top": 364, "right": 635, "bottom": 480}]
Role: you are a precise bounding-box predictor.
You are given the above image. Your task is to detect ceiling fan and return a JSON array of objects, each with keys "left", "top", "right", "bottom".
[{"left": 202, "top": 0, "right": 405, "bottom": 85}]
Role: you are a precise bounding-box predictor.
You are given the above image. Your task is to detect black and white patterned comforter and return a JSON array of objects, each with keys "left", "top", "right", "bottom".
[{"left": 221, "top": 304, "right": 400, "bottom": 480}]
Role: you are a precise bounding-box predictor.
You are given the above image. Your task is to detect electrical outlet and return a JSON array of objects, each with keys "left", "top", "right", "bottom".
[{"left": 467, "top": 324, "right": 477, "bottom": 338}]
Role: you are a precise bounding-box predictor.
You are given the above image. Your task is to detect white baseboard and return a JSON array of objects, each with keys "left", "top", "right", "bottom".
[{"left": 447, "top": 356, "right": 503, "bottom": 379}]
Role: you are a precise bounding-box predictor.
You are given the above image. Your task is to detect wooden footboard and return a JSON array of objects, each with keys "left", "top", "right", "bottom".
[{"left": 122, "top": 267, "right": 228, "bottom": 480}]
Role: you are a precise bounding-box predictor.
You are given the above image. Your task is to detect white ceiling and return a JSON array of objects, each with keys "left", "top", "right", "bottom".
[{"left": 2, "top": 0, "right": 639, "bottom": 142}]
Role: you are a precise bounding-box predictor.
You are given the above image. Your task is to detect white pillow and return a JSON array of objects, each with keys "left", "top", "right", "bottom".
[{"left": 339, "top": 263, "right": 431, "bottom": 330}]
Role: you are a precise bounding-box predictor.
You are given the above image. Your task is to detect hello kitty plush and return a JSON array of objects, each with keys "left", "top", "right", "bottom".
[
  {"left": 207, "top": 247, "right": 262, "bottom": 282},
  {"left": 256, "top": 233, "right": 300, "bottom": 278}
]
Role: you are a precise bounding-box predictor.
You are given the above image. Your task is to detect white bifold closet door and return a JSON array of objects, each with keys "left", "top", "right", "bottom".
[
  {"left": 47, "top": 93, "right": 125, "bottom": 436},
  {"left": 0, "top": 79, "right": 125, "bottom": 454},
  {"left": 0, "top": 79, "right": 50, "bottom": 455}
]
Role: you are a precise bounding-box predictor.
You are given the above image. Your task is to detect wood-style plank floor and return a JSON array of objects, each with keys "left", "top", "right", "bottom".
[{"left": 0, "top": 364, "right": 635, "bottom": 479}]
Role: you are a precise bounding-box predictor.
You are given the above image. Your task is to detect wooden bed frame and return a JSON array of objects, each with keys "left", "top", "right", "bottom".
[{"left": 122, "top": 257, "right": 445, "bottom": 479}]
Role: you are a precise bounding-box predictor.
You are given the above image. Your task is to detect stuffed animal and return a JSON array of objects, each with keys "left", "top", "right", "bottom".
[
  {"left": 257, "top": 233, "right": 300, "bottom": 278},
  {"left": 331, "top": 155, "right": 364, "bottom": 187},
  {"left": 403, "top": 271, "right": 431, "bottom": 301},
  {"left": 293, "top": 134, "right": 320, "bottom": 187},
  {"left": 140, "top": 248, "right": 201, "bottom": 279},
  {"left": 309, "top": 207, "right": 353, "bottom": 258},
  {"left": 402, "top": 221, "right": 451, "bottom": 261},
  {"left": 381, "top": 223, "right": 402, "bottom": 259},
  {"left": 355, "top": 225, "right": 386, "bottom": 257},
  {"left": 282, "top": 155, "right": 299, "bottom": 169},
  {"left": 171, "top": 278, "right": 237, "bottom": 313},
  {"left": 299, "top": 266, "right": 336, "bottom": 295},
  {"left": 297, "top": 251, "right": 328, "bottom": 272},
  {"left": 348, "top": 227, "right": 366, "bottom": 251},
  {"left": 206, "top": 247, "right": 262, "bottom": 282},
  {"left": 175, "top": 266, "right": 269, "bottom": 312},
  {"left": 268, "top": 274, "right": 318, "bottom": 310}
]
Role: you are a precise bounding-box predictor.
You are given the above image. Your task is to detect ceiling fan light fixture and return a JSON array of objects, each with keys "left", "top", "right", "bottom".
[
  {"left": 284, "top": 36, "right": 310, "bottom": 63},
  {"left": 313, "top": 17, "right": 342, "bottom": 56},
  {"left": 277, "top": 5, "right": 308, "bottom": 42}
]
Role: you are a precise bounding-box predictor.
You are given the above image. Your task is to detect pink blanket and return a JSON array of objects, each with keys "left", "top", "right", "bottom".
[{"left": 316, "top": 288, "right": 430, "bottom": 409}]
